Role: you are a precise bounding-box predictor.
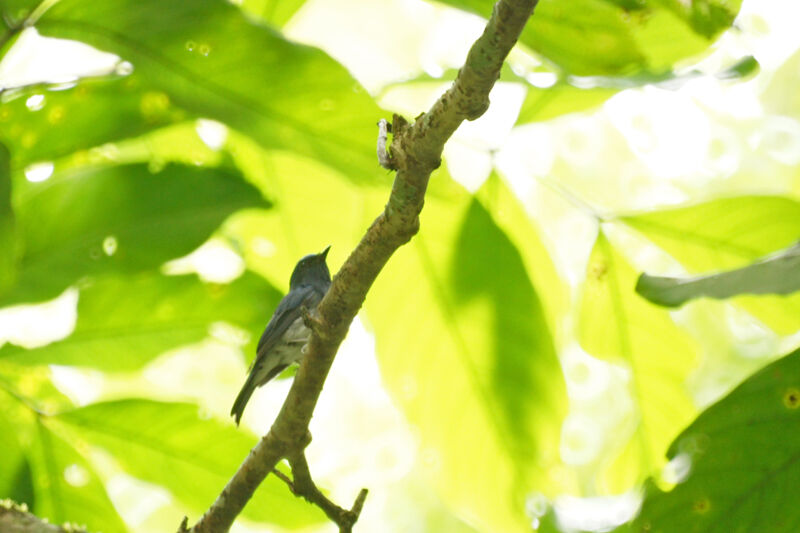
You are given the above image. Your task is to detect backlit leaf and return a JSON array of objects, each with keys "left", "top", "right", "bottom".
[
  {"left": 53, "top": 399, "right": 325, "bottom": 528},
  {"left": 368, "top": 180, "right": 568, "bottom": 532},
  {"left": 624, "top": 196, "right": 800, "bottom": 334},
  {"left": 578, "top": 231, "right": 698, "bottom": 491}
]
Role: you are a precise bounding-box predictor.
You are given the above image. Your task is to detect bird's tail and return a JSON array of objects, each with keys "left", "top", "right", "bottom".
[{"left": 231, "top": 374, "right": 257, "bottom": 426}]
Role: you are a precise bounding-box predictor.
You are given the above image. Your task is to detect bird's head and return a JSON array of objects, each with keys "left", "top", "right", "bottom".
[{"left": 289, "top": 245, "right": 331, "bottom": 290}]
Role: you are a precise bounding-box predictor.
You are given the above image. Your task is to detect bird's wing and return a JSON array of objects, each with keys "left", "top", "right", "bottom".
[{"left": 253, "top": 285, "right": 321, "bottom": 364}]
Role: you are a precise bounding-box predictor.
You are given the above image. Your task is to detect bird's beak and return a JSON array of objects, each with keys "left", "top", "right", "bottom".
[{"left": 319, "top": 245, "right": 331, "bottom": 260}]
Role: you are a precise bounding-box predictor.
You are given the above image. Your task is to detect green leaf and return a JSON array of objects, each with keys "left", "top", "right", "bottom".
[
  {"left": 0, "top": 362, "right": 75, "bottom": 414},
  {"left": 762, "top": 47, "right": 800, "bottom": 116},
  {"left": 239, "top": 0, "right": 308, "bottom": 27},
  {"left": 3, "top": 162, "right": 267, "bottom": 306},
  {"left": 28, "top": 419, "right": 127, "bottom": 533},
  {"left": 623, "top": 196, "right": 800, "bottom": 334},
  {"left": 35, "top": 0, "right": 384, "bottom": 182},
  {"left": 578, "top": 231, "right": 698, "bottom": 491},
  {"left": 367, "top": 182, "right": 567, "bottom": 532},
  {"left": 477, "top": 174, "right": 570, "bottom": 334},
  {"left": 517, "top": 83, "right": 619, "bottom": 124},
  {"left": 637, "top": 242, "right": 800, "bottom": 307},
  {"left": 0, "top": 410, "right": 34, "bottom": 505},
  {"left": 0, "top": 271, "right": 281, "bottom": 371},
  {"left": 433, "top": 0, "right": 740, "bottom": 76},
  {"left": 0, "top": 143, "right": 15, "bottom": 292},
  {"left": 516, "top": 56, "right": 757, "bottom": 124},
  {"left": 0, "top": 0, "right": 39, "bottom": 29},
  {"left": 223, "top": 142, "right": 382, "bottom": 289},
  {"left": 0, "top": 75, "right": 185, "bottom": 171},
  {"left": 630, "top": 347, "right": 800, "bottom": 533},
  {"left": 53, "top": 399, "right": 325, "bottom": 528}
]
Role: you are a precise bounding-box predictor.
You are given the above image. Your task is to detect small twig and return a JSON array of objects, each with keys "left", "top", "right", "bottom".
[
  {"left": 376, "top": 119, "right": 396, "bottom": 170},
  {"left": 286, "top": 451, "right": 368, "bottom": 533},
  {"left": 271, "top": 467, "right": 296, "bottom": 493}
]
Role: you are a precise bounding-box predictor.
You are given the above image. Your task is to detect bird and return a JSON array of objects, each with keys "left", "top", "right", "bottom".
[{"left": 231, "top": 246, "right": 332, "bottom": 425}]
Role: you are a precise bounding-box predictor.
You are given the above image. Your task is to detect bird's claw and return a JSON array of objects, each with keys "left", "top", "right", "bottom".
[
  {"left": 301, "top": 306, "right": 324, "bottom": 334},
  {"left": 300, "top": 305, "right": 314, "bottom": 329}
]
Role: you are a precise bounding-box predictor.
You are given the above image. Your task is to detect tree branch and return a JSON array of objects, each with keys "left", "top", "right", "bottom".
[
  {"left": 188, "top": 1, "right": 538, "bottom": 531},
  {"left": 0, "top": 500, "right": 88, "bottom": 533},
  {"left": 284, "top": 451, "right": 368, "bottom": 532}
]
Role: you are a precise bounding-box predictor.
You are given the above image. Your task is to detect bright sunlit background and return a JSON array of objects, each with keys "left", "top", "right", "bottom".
[{"left": 2, "top": 0, "right": 800, "bottom": 531}]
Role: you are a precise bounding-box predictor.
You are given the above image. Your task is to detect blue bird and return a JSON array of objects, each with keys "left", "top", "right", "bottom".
[{"left": 231, "top": 246, "right": 331, "bottom": 425}]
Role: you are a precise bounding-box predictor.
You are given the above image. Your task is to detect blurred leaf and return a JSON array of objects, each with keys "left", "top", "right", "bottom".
[
  {"left": 224, "top": 141, "right": 382, "bottom": 288},
  {"left": 2, "top": 162, "right": 267, "bottom": 306},
  {"left": 52, "top": 399, "right": 325, "bottom": 528},
  {"left": 0, "top": 74, "right": 185, "bottom": 171},
  {"left": 28, "top": 419, "right": 127, "bottom": 533},
  {"left": 0, "top": 410, "right": 34, "bottom": 505},
  {"left": 0, "top": 0, "right": 39, "bottom": 29},
  {"left": 0, "top": 143, "right": 15, "bottom": 291},
  {"left": 629, "top": 346, "right": 800, "bottom": 533},
  {"left": 367, "top": 181, "right": 567, "bottom": 532},
  {"left": 35, "top": 0, "right": 384, "bottom": 182},
  {"left": 239, "top": 0, "right": 308, "bottom": 27},
  {"left": 649, "top": 0, "right": 740, "bottom": 38},
  {"left": 578, "top": 231, "right": 697, "bottom": 491},
  {"left": 758, "top": 36, "right": 800, "bottom": 116},
  {"left": 0, "top": 271, "right": 281, "bottom": 371},
  {"left": 637, "top": 242, "right": 800, "bottom": 307},
  {"left": 517, "top": 84, "right": 619, "bottom": 124},
  {"left": 451, "top": 200, "right": 565, "bottom": 467},
  {"left": 0, "top": 362, "right": 74, "bottom": 414},
  {"left": 715, "top": 55, "right": 759, "bottom": 80},
  {"left": 433, "top": 0, "right": 740, "bottom": 76},
  {"left": 623, "top": 196, "right": 800, "bottom": 334},
  {"left": 477, "top": 174, "right": 570, "bottom": 338},
  {"left": 516, "top": 56, "right": 757, "bottom": 124}
]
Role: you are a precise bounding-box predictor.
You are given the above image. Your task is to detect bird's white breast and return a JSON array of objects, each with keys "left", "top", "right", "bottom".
[{"left": 271, "top": 317, "right": 311, "bottom": 366}]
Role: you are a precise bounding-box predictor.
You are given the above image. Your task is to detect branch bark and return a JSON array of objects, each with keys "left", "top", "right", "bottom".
[
  {"left": 0, "top": 501, "right": 88, "bottom": 533},
  {"left": 189, "top": 1, "right": 539, "bottom": 531}
]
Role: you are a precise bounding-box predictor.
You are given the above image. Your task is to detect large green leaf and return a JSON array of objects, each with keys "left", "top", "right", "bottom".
[
  {"left": 0, "top": 74, "right": 185, "bottom": 171},
  {"left": 367, "top": 182, "right": 567, "bottom": 532},
  {"left": 28, "top": 419, "right": 127, "bottom": 533},
  {"left": 223, "top": 141, "right": 382, "bottom": 289},
  {"left": 52, "top": 399, "right": 325, "bottom": 528},
  {"left": 623, "top": 196, "right": 800, "bottom": 334},
  {"left": 434, "top": 0, "right": 740, "bottom": 76},
  {"left": 0, "top": 271, "right": 281, "bottom": 371},
  {"left": 0, "top": 410, "right": 34, "bottom": 505},
  {"left": 3, "top": 162, "right": 267, "bottom": 306},
  {"left": 34, "top": 0, "right": 384, "bottom": 182},
  {"left": 0, "top": 143, "right": 14, "bottom": 292},
  {"left": 477, "top": 174, "right": 570, "bottom": 335},
  {"left": 578, "top": 231, "right": 698, "bottom": 491},
  {"left": 629, "top": 346, "right": 800, "bottom": 532},
  {"left": 637, "top": 242, "right": 800, "bottom": 307}
]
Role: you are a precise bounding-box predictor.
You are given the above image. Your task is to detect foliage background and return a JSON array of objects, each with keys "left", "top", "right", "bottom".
[{"left": 1, "top": 0, "right": 799, "bottom": 531}]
